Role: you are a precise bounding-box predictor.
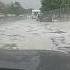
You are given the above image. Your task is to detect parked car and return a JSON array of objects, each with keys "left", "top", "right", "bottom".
[{"left": 37, "top": 13, "right": 52, "bottom": 22}]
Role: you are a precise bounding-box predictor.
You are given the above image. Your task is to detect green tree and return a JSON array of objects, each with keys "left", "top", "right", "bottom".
[
  {"left": 41, "top": 0, "right": 70, "bottom": 12},
  {"left": 0, "top": 2, "right": 7, "bottom": 14},
  {"left": 9, "top": 2, "right": 24, "bottom": 15}
]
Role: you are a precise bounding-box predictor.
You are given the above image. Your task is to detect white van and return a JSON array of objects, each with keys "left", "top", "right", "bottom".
[{"left": 32, "top": 10, "right": 40, "bottom": 19}]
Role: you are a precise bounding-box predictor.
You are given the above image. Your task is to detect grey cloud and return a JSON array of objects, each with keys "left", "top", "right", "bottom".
[{"left": 0, "top": 0, "right": 41, "bottom": 9}]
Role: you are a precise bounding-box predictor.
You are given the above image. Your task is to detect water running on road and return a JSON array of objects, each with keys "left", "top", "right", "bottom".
[{"left": 0, "top": 19, "right": 70, "bottom": 51}]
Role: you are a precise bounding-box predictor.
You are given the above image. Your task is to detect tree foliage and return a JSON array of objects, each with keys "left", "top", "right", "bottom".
[
  {"left": 0, "top": 1, "right": 32, "bottom": 16},
  {"left": 0, "top": 2, "right": 6, "bottom": 13},
  {"left": 0, "top": 1, "right": 25, "bottom": 15},
  {"left": 8, "top": 2, "right": 25, "bottom": 15},
  {"left": 41, "top": 0, "right": 70, "bottom": 12}
]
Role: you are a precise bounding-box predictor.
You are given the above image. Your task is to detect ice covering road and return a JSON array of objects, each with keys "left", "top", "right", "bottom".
[{"left": 0, "top": 18, "right": 70, "bottom": 51}]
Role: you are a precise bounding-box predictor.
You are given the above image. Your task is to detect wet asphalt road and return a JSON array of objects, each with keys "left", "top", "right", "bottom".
[{"left": 0, "top": 50, "right": 70, "bottom": 70}]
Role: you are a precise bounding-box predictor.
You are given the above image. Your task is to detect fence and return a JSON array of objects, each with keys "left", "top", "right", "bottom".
[{"left": 43, "top": 7, "right": 70, "bottom": 21}]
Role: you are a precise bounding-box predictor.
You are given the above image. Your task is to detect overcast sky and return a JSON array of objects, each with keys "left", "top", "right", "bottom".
[{"left": 0, "top": 0, "right": 41, "bottom": 9}]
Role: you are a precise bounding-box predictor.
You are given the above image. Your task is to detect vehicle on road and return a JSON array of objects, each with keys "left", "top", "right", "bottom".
[
  {"left": 37, "top": 13, "right": 52, "bottom": 22},
  {"left": 32, "top": 10, "right": 41, "bottom": 19}
]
